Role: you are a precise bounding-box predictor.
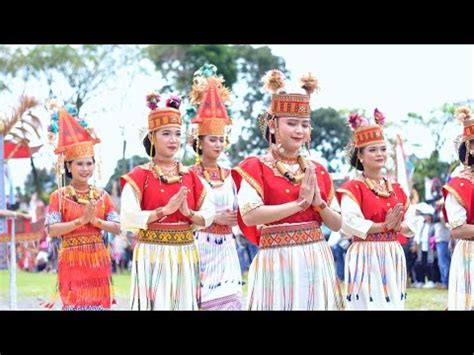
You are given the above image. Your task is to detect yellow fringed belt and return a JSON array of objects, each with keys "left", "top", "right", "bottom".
[
  {"left": 62, "top": 234, "right": 103, "bottom": 248},
  {"left": 259, "top": 221, "right": 323, "bottom": 249},
  {"left": 137, "top": 224, "right": 194, "bottom": 245}
]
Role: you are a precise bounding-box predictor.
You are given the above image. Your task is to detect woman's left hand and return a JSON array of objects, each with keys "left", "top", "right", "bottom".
[
  {"left": 179, "top": 196, "right": 192, "bottom": 218},
  {"left": 310, "top": 165, "right": 323, "bottom": 206}
]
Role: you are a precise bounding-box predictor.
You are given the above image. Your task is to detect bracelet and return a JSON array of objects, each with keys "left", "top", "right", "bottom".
[
  {"left": 188, "top": 210, "right": 195, "bottom": 218},
  {"left": 383, "top": 223, "right": 389, "bottom": 233},
  {"left": 74, "top": 219, "right": 82, "bottom": 227},
  {"left": 313, "top": 201, "right": 327, "bottom": 213},
  {"left": 297, "top": 198, "right": 311, "bottom": 210},
  {"left": 96, "top": 219, "right": 103, "bottom": 228}
]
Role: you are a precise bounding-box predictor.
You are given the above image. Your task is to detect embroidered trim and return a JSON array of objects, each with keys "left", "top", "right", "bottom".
[
  {"left": 62, "top": 234, "right": 103, "bottom": 248},
  {"left": 137, "top": 225, "right": 194, "bottom": 245},
  {"left": 443, "top": 184, "right": 466, "bottom": 209},
  {"left": 241, "top": 201, "right": 263, "bottom": 216},
  {"left": 45, "top": 211, "right": 62, "bottom": 226},
  {"left": 202, "top": 223, "right": 233, "bottom": 235},
  {"left": 353, "top": 231, "right": 398, "bottom": 242},
  {"left": 122, "top": 175, "right": 142, "bottom": 203},
  {"left": 234, "top": 166, "right": 264, "bottom": 199},
  {"left": 259, "top": 221, "right": 323, "bottom": 248},
  {"left": 449, "top": 219, "right": 466, "bottom": 230},
  {"left": 105, "top": 211, "right": 119, "bottom": 222},
  {"left": 337, "top": 188, "right": 360, "bottom": 206},
  {"left": 195, "top": 188, "right": 207, "bottom": 212}
]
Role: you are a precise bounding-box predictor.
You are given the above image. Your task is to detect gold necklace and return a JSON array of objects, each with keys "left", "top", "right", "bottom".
[
  {"left": 274, "top": 155, "right": 308, "bottom": 183},
  {"left": 200, "top": 162, "right": 226, "bottom": 188},
  {"left": 363, "top": 173, "right": 393, "bottom": 197},
  {"left": 68, "top": 185, "right": 96, "bottom": 204},
  {"left": 153, "top": 161, "right": 184, "bottom": 184},
  {"left": 271, "top": 148, "right": 299, "bottom": 164}
]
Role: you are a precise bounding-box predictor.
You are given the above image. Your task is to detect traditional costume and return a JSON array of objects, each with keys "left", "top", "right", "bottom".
[
  {"left": 44, "top": 104, "right": 118, "bottom": 310},
  {"left": 232, "top": 70, "right": 344, "bottom": 310},
  {"left": 442, "top": 106, "right": 474, "bottom": 310},
  {"left": 336, "top": 109, "right": 416, "bottom": 310},
  {"left": 188, "top": 65, "right": 242, "bottom": 310},
  {"left": 120, "top": 92, "right": 214, "bottom": 310}
]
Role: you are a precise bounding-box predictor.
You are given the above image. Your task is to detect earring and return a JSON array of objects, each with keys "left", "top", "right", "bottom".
[
  {"left": 270, "top": 129, "right": 275, "bottom": 134},
  {"left": 360, "top": 159, "right": 364, "bottom": 163}
]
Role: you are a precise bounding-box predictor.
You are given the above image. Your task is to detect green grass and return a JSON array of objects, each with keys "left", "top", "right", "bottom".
[
  {"left": 1, "top": 270, "right": 448, "bottom": 310},
  {"left": 0, "top": 270, "right": 131, "bottom": 300}
]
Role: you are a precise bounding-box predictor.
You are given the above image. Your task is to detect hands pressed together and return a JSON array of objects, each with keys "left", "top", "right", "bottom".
[{"left": 297, "top": 163, "right": 323, "bottom": 209}]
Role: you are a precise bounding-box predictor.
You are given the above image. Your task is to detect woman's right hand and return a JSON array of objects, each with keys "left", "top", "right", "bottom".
[
  {"left": 162, "top": 187, "right": 188, "bottom": 216},
  {"left": 214, "top": 209, "right": 238, "bottom": 226},
  {"left": 298, "top": 167, "right": 315, "bottom": 206},
  {"left": 79, "top": 200, "right": 97, "bottom": 225},
  {"left": 384, "top": 203, "right": 403, "bottom": 230}
]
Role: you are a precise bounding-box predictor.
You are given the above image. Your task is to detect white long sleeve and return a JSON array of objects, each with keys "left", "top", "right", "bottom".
[
  {"left": 401, "top": 203, "right": 417, "bottom": 237},
  {"left": 237, "top": 179, "right": 264, "bottom": 216},
  {"left": 445, "top": 192, "right": 467, "bottom": 229},
  {"left": 120, "top": 181, "right": 215, "bottom": 232},
  {"left": 340, "top": 194, "right": 373, "bottom": 239},
  {"left": 120, "top": 183, "right": 153, "bottom": 233},
  {"left": 197, "top": 182, "right": 215, "bottom": 228}
]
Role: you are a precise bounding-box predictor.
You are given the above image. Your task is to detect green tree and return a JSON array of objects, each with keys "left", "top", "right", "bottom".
[
  {"left": 0, "top": 45, "right": 141, "bottom": 197},
  {"left": 412, "top": 150, "right": 449, "bottom": 201},
  {"left": 144, "top": 45, "right": 288, "bottom": 165},
  {"left": 23, "top": 167, "right": 56, "bottom": 204},
  {"left": 105, "top": 155, "right": 149, "bottom": 195},
  {"left": 310, "top": 108, "right": 352, "bottom": 172},
  {"left": 0, "top": 45, "right": 140, "bottom": 113}
]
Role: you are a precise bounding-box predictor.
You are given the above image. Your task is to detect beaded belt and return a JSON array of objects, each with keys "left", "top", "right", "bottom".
[
  {"left": 62, "top": 234, "right": 103, "bottom": 248},
  {"left": 353, "top": 231, "right": 398, "bottom": 242},
  {"left": 202, "top": 223, "right": 232, "bottom": 235},
  {"left": 259, "top": 221, "right": 323, "bottom": 249},
  {"left": 137, "top": 223, "right": 194, "bottom": 245}
]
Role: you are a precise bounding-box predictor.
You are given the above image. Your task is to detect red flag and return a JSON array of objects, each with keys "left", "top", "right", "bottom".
[{"left": 4, "top": 140, "right": 41, "bottom": 159}]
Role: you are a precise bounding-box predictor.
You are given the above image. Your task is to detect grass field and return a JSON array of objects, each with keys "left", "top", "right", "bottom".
[{"left": 0, "top": 270, "right": 448, "bottom": 310}]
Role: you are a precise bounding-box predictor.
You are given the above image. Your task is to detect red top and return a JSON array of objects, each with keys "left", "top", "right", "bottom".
[
  {"left": 120, "top": 164, "right": 206, "bottom": 227},
  {"left": 442, "top": 176, "right": 474, "bottom": 224},
  {"left": 47, "top": 186, "right": 117, "bottom": 239},
  {"left": 232, "top": 156, "right": 335, "bottom": 245},
  {"left": 336, "top": 179, "right": 408, "bottom": 241}
]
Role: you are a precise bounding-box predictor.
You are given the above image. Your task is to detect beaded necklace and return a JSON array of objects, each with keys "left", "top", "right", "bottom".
[
  {"left": 363, "top": 173, "right": 393, "bottom": 197},
  {"left": 200, "top": 162, "right": 226, "bottom": 188},
  {"left": 152, "top": 161, "right": 184, "bottom": 184},
  {"left": 271, "top": 150, "right": 308, "bottom": 184},
  {"left": 68, "top": 185, "right": 96, "bottom": 204}
]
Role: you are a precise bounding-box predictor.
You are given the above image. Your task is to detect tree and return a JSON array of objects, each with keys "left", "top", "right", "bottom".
[
  {"left": 0, "top": 45, "right": 140, "bottom": 113},
  {"left": 411, "top": 150, "right": 449, "bottom": 202},
  {"left": 309, "top": 108, "right": 352, "bottom": 172},
  {"left": 23, "top": 167, "right": 56, "bottom": 204},
  {"left": 144, "top": 45, "right": 288, "bottom": 165},
  {"left": 0, "top": 45, "right": 141, "bottom": 197},
  {"left": 105, "top": 155, "right": 149, "bottom": 195}
]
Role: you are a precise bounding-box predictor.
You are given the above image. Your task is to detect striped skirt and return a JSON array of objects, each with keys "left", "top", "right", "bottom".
[
  {"left": 345, "top": 239, "right": 407, "bottom": 310},
  {"left": 246, "top": 221, "right": 344, "bottom": 310},
  {"left": 448, "top": 239, "right": 474, "bottom": 310},
  {"left": 130, "top": 225, "right": 200, "bottom": 310},
  {"left": 57, "top": 234, "right": 112, "bottom": 310},
  {"left": 195, "top": 230, "right": 242, "bottom": 310}
]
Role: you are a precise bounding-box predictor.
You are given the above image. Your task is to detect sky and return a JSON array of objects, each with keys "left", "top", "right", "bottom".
[{"left": 2, "top": 45, "right": 473, "bottom": 193}]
